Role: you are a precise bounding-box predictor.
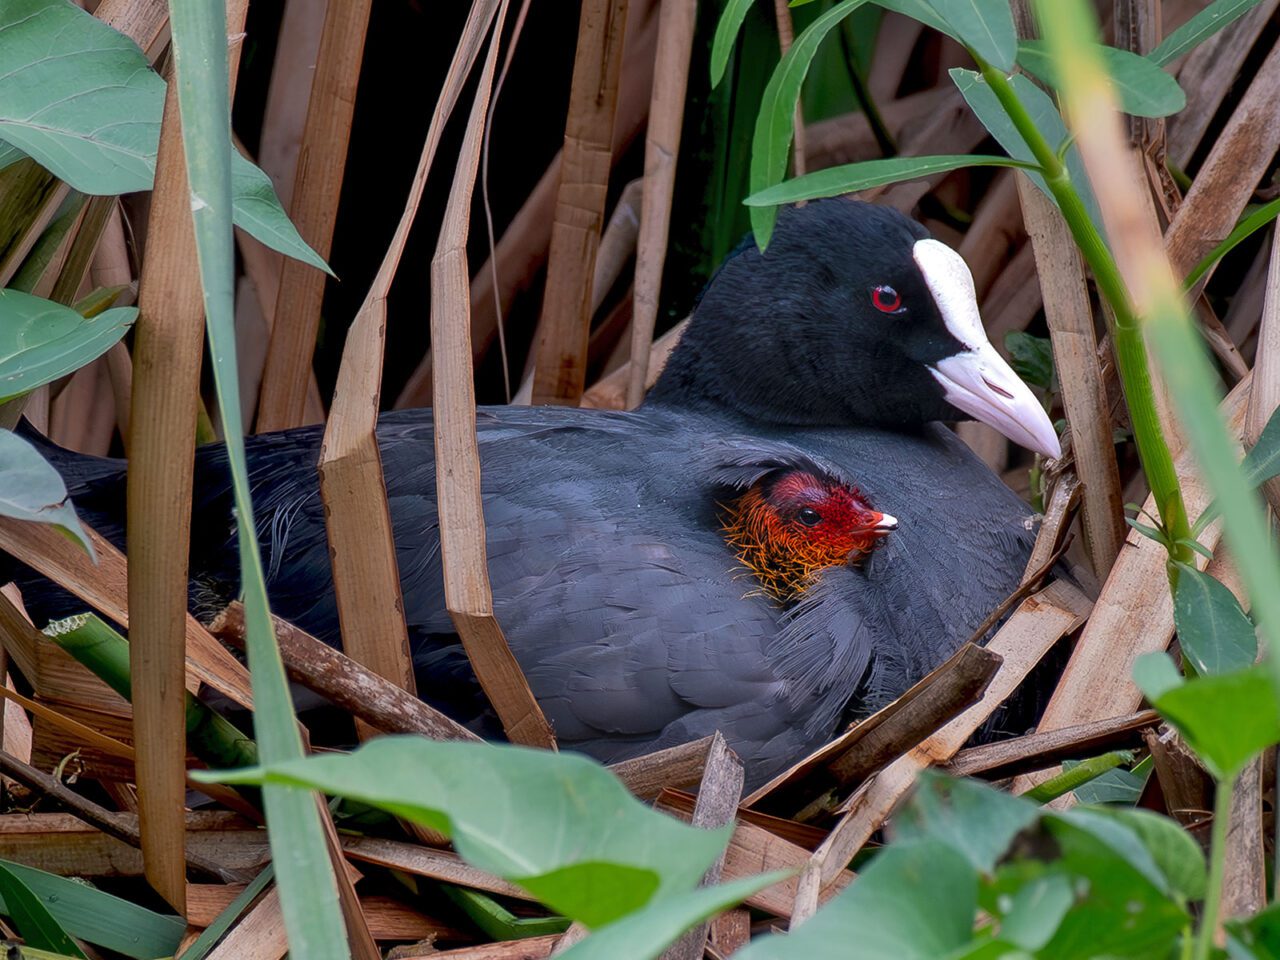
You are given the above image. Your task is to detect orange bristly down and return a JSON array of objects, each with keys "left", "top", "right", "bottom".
[{"left": 719, "top": 472, "right": 890, "bottom": 605}]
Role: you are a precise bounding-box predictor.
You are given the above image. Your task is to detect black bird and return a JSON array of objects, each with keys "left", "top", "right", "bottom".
[{"left": 15, "top": 199, "right": 1058, "bottom": 788}]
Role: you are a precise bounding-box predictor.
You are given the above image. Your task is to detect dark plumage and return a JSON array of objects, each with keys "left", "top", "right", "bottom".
[{"left": 13, "top": 199, "right": 1054, "bottom": 788}]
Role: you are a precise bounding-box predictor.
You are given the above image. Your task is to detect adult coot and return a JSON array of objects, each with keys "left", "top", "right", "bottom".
[{"left": 15, "top": 199, "right": 1057, "bottom": 787}]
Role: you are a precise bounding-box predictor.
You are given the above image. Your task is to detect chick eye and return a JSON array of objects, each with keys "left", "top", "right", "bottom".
[
  {"left": 798, "top": 507, "right": 822, "bottom": 526},
  {"left": 871, "top": 285, "right": 904, "bottom": 314}
]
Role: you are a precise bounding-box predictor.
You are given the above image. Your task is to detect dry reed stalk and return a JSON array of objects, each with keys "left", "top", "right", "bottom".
[
  {"left": 942, "top": 709, "right": 1159, "bottom": 779},
  {"left": 1166, "top": 0, "right": 1280, "bottom": 168},
  {"left": 605, "top": 735, "right": 712, "bottom": 798},
  {"left": 867, "top": 13, "right": 923, "bottom": 101},
  {"left": 414, "top": 937, "right": 559, "bottom": 960},
  {"left": 211, "top": 602, "right": 478, "bottom": 741},
  {"left": 1011, "top": 375, "right": 1253, "bottom": 794},
  {"left": 0, "top": 811, "right": 267, "bottom": 878},
  {"left": 127, "top": 39, "right": 235, "bottom": 909},
  {"left": 429, "top": 3, "right": 554, "bottom": 748},
  {"left": 530, "top": 0, "right": 631, "bottom": 405},
  {"left": 202, "top": 885, "right": 289, "bottom": 960},
  {"left": 624, "top": 0, "right": 695, "bottom": 409},
  {"left": 92, "top": 208, "right": 135, "bottom": 446},
  {"left": 318, "top": 1, "right": 503, "bottom": 735},
  {"left": 392, "top": 0, "right": 659, "bottom": 411},
  {"left": 581, "top": 316, "right": 685, "bottom": 409},
  {"left": 94, "top": 0, "right": 168, "bottom": 54},
  {"left": 342, "top": 836, "right": 530, "bottom": 901},
  {"left": 316, "top": 796, "right": 380, "bottom": 960},
  {"left": 662, "top": 733, "right": 744, "bottom": 960},
  {"left": 1170, "top": 40, "right": 1280, "bottom": 298},
  {"left": 255, "top": 0, "right": 373, "bottom": 432},
  {"left": 806, "top": 87, "right": 953, "bottom": 169},
  {"left": 788, "top": 580, "right": 1093, "bottom": 922},
  {"left": 1222, "top": 757, "right": 1266, "bottom": 917},
  {"left": 0, "top": 181, "right": 70, "bottom": 289},
  {"left": 1247, "top": 240, "right": 1280, "bottom": 511},
  {"left": 655, "top": 794, "right": 855, "bottom": 919},
  {"left": 0, "top": 518, "right": 252, "bottom": 706},
  {"left": 1018, "top": 179, "right": 1125, "bottom": 577},
  {"left": 188, "top": 886, "right": 459, "bottom": 941},
  {"left": 1143, "top": 724, "right": 1211, "bottom": 823},
  {"left": 745, "top": 643, "right": 1002, "bottom": 816},
  {"left": 860, "top": 97, "right": 987, "bottom": 212}
]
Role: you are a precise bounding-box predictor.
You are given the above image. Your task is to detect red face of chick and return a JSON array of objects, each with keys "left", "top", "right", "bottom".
[{"left": 721, "top": 470, "right": 897, "bottom": 603}]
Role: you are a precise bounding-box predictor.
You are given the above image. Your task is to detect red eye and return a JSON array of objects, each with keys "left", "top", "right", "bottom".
[{"left": 871, "top": 285, "right": 903, "bottom": 313}]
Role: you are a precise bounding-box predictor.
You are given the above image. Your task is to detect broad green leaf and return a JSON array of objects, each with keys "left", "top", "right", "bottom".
[
  {"left": 0, "top": 429, "right": 91, "bottom": 554},
  {"left": 1226, "top": 899, "right": 1280, "bottom": 959},
  {"left": 0, "top": 289, "right": 135, "bottom": 403},
  {"left": 1025, "top": 814, "right": 1190, "bottom": 958},
  {"left": 1148, "top": 0, "right": 1265, "bottom": 66},
  {"left": 230, "top": 152, "right": 333, "bottom": 276},
  {"left": 558, "top": 874, "right": 789, "bottom": 960},
  {"left": 0, "top": 859, "right": 183, "bottom": 960},
  {"left": 0, "top": 1, "right": 327, "bottom": 270},
  {"left": 873, "top": 0, "right": 960, "bottom": 43},
  {"left": 203, "top": 739, "right": 734, "bottom": 928},
  {"left": 1131, "top": 651, "right": 1182, "bottom": 701},
  {"left": 749, "top": 0, "right": 872, "bottom": 247},
  {"left": 950, "top": 68, "right": 1104, "bottom": 234},
  {"left": 891, "top": 772, "right": 1039, "bottom": 874},
  {"left": 998, "top": 874, "right": 1073, "bottom": 951},
  {"left": 166, "top": 3, "right": 348, "bottom": 958},
  {"left": 0, "top": 0, "right": 162, "bottom": 193},
  {"left": 1185, "top": 197, "right": 1280, "bottom": 292},
  {"left": 1135, "top": 658, "right": 1280, "bottom": 778},
  {"left": 711, "top": 0, "right": 758, "bottom": 87},
  {"left": 1068, "top": 760, "right": 1148, "bottom": 805},
  {"left": 0, "top": 861, "right": 86, "bottom": 957},
  {"left": 1076, "top": 808, "right": 1206, "bottom": 901},
  {"left": 744, "top": 154, "right": 1031, "bottom": 206},
  {"left": 1005, "top": 331, "right": 1054, "bottom": 391},
  {"left": 1173, "top": 564, "right": 1257, "bottom": 675},
  {"left": 1017, "top": 40, "right": 1186, "bottom": 118},
  {"left": 736, "top": 842, "right": 978, "bottom": 959},
  {"left": 1243, "top": 402, "right": 1280, "bottom": 490},
  {"left": 925, "top": 0, "right": 1016, "bottom": 70}
]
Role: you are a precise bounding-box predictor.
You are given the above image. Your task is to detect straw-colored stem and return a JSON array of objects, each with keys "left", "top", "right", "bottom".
[{"left": 978, "top": 60, "right": 1192, "bottom": 574}]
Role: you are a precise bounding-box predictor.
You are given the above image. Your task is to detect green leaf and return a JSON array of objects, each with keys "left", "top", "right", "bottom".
[
  {"left": 1077, "top": 808, "right": 1206, "bottom": 901},
  {"left": 1173, "top": 564, "right": 1257, "bottom": 675},
  {"left": 230, "top": 152, "right": 333, "bottom": 277},
  {"left": 872, "top": 0, "right": 961, "bottom": 43},
  {"left": 1067, "top": 761, "right": 1148, "bottom": 805},
  {"left": 1226, "top": 899, "right": 1280, "bottom": 959},
  {"left": 557, "top": 874, "right": 789, "bottom": 960},
  {"left": 1017, "top": 40, "right": 1186, "bottom": 118},
  {"left": 1148, "top": 0, "right": 1265, "bottom": 66},
  {"left": 1005, "top": 331, "right": 1054, "bottom": 391},
  {"left": 735, "top": 841, "right": 978, "bottom": 959},
  {"left": 1023, "top": 750, "right": 1132, "bottom": 804},
  {"left": 0, "top": 861, "right": 86, "bottom": 957},
  {"left": 1134, "top": 657, "right": 1280, "bottom": 778},
  {"left": 891, "top": 772, "right": 1040, "bottom": 874},
  {"left": 0, "top": 429, "right": 91, "bottom": 554},
  {"left": 923, "top": 0, "right": 1016, "bottom": 70},
  {"left": 1243, "top": 403, "right": 1280, "bottom": 490},
  {"left": 998, "top": 874, "right": 1073, "bottom": 951},
  {"left": 1183, "top": 197, "right": 1280, "bottom": 292},
  {"left": 0, "top": 0, "right": 162, "bottom": 193},
  {"left": 202, "top": 738, "right": 734, "bottom": 928},
  {"left": 950, "top": 67, "right": 1104, "bottom": 234},
  {"left": 166, "top": 3, "right": 348, "bottom": 958},
  {"left": 711, "top": 0, "right": 758, "bottom": 88},
  {"left": 1131, "top": 651, "right": 1183, "bottom": 701},
  {"left": 744, "top": 154, "right": 1032, "bottom": 207},
  {"left": 749, "top": 0, "right": 872, "bottom": 247},
  {"left": 0, "top": 290, "right": 135, "bottom": 403},
  {"left": 0, "top": 859, "right": 183, "bottom": 959},
  {"left": 1028, "top": 813, "right": 1190, "bottom": 958},
  {"left": 0, "top": 1, "right": 327, "bottom": 271}
]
